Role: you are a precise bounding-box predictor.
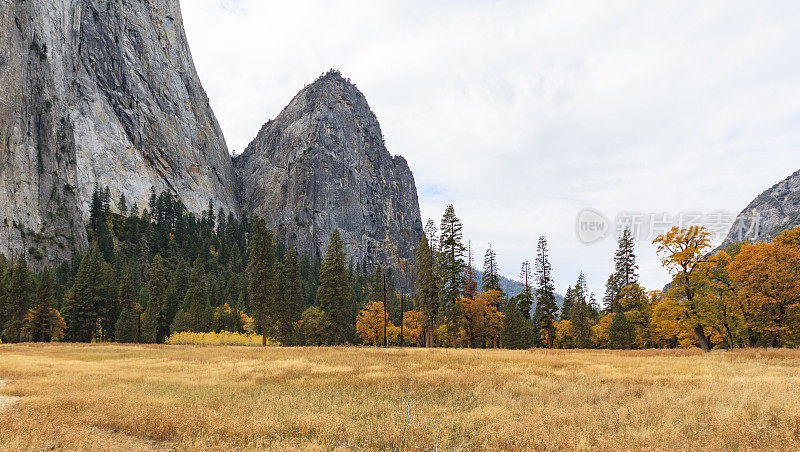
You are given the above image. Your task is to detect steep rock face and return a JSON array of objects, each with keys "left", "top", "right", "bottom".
[
  {"left": 0, "top": 0, "right": 238, "bottom": 264},
  {"left": 719, "top": 169, "right": 800, "bottom": 249},
  {"left": 234, "top": 71, "right": 423, "bottom": 285}
]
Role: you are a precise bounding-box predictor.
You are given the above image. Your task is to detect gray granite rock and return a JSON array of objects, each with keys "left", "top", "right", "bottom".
[
  {"left": 0, "top": 0, "right": 238, "bottom": 264},
  {"left": 719, "top": 169, "right": 800, "bottom": 249},
  {"left": 234, "top": 70, "right": 424, "bottom": 287}
]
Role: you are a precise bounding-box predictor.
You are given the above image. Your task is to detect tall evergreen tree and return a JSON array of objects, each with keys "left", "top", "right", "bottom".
[
  {"left": 2, "top": 255, "right": 32, "bottom": 342},
  {"left": 166, "top": 259, "right": 189, "bottom": 325},
  {"left": 501, "top": 300, "right": 534, "bottom": 349},
  {"left": 89, "top": 184, "right": 104, "bottom": 231},
  {"left": 518, "top": 261, "right": 534, "bottom": 319},
  {"left": 614, "top": 227, "right": 639, "bottom": 288},
  {"left": 570, "top": 297, "right": 592, "bottom": 349},
  {"left": 63, "top": 248, "right": 104, "bottom": 342},
  {"left": 97, "top": 260, "right": 118, "bottom": 341},
  {"left": 481, "top": 244, "right": 503, "bottom": 298},
  {"left": 316, "top": 230, "right": 352, "bottom": 345},
  {"left": 424, "top": 218, "right": 439, "bottom": 252},
  {"left": 609, "top": 312, "right": 635, "bottom": 349},
  {"left": 144, "top": 255, "right": 169, "bottom": 343},
  {"left": 560, "top": 286, "right": 574, "bottom": 321},
  {"left": 0, "top": 257, "right": 8, "bottom": 339},
  {"left": 247, "top": 217, "right": 275, "bottom": 346},
  {"left": 118, "top": 193, "right": 128, "bottom": 216},
  {"left": 603, "top": 274, "right": 622, "bottom": 313},
  {"left": 463, "top": 242, "right": 477, "bottom": 300},
  {"left": 24, "top": 268, "right": 64, "bottom": 342},
  {"left": 416, "top": 236, "right": 440, "bottom": 347},
  {"left": 438, "top": 205, "right": 465, "bottom": 318},
  {"left": 534, "top": 236, "right": 558, "bottom": 348},
  {"left": 179, "top": 258, "right": 212, "bottom": 333},
  {"left": 281, "top": 248, "right": 304, "bottom": 345},
  {"left": 115, "top": 309, "right": 137, "bottom": 343}
]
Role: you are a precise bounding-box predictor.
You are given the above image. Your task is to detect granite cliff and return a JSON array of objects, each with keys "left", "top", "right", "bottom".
[
  {"left": 719, "top": 169, "right": 800, "bottom": 249},
  {"left": 0, "top": 2, "right": 423, "bottom": 278},
  {"left": 234, "top": 71, "right": 424, "bottom": 285},
  {"left": 0, "top": 0, "right": 238, "bottom": 264}
]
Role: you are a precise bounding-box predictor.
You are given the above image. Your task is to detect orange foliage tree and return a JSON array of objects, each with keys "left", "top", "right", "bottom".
[
  {"left": 401, "top": 310, "right": 424, "bottom": 346},
  {"left": 728, "top": 242, "right": 800, "bottom": 347},
  {"left": 455, "top": 290, "right": 504, "bottom": 348},
  {"left": 356, "top": 301, "right": 390, "bottom": 346}
]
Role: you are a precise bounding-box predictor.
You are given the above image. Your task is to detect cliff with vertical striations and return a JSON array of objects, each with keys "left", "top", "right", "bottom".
[{"left": 0, "top": 0, "right": 238, "bottom": 264}]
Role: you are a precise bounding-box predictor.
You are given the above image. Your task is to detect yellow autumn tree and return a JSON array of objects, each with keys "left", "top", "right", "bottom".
[
  {"left": 356, "top": 301, "right": 391, "bottom": 346},
  {"left": 401, "top": 310, "right": 424, "bottom": 346},
  {"left": 555, "top": 319, "right": 573, "bottom": 348},
  {"left": 653, "top": 226, "right": 716, "bottom": 351},
  {"left": 455, "top": 290, "right": 504, "bottom": 348},
  {"left": 650, "top": 295, "right": 695, "bottom": 348},
  {"left": 591, "top": 313, "right": 614, "bottom": 348}
]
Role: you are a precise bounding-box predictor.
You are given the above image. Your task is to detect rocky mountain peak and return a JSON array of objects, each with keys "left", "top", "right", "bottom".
[
  {"left": 719, "top": 169, "right": 800, "bottom": 249},
  {"left": 235, "top": 69, "right": 423, "bottom": 286}
]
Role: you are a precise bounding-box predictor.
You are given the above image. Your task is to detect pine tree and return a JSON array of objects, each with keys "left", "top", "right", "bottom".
[
  {"left": 115, "top": 309, "right": 137, "bottom": 343},
  {"left": 281, "top": 248, "right": 304, "bottom": 345},
  {"left": 534, "top": 236, "right": 558, "bottom": 348},
  {"left": 144, "top": 255, "right": 169, "bottom": 343},
  {"left": 518, "top": 261, "right": 534, "bottom": 319},
  {"left": 603, "top": 274, "right": 621, "bottom": 313},
  {"left": 180, "top": 258, "right": 211, "bottom": 333},
  {"left": 63, "top": 248, "right": 104, "bottom": 342},
  {"left": 560, "top": 286, "right": 574, "bottom": 321},
  {"left": 97, "top": 220, "right": 114, "bottom": 262},
  {"left": 24, "top": 268, "right": 64, "bottom": 342},
  {"left": 481, "top": 244, "right": 503, "bottom": 297},
  {"left": 614, "top": 227, "right": 638, "bottom": 288},
  {"left": 89, "top": 184, "right": 104, "bottom": 231},
  {"left": 166, "top": 259, "right": 189, "bottom": 325},
  {"left": 117, "top": 260, "right": 140, "bottom": 340},
  {"left": 438, "top": 205, "right": 465, "bottom": 321},
  {"left": 463, "top": 242, "right": 477, "bottom": 300},
  {"left": 369, "top": 264, "right": 385, "bottom": 304},
  {"left": 424, "top": 218, "right": 439, "bottom": 252},
  {"left": 4, "top": 255, "right": 33, "bottom": 342},
  {"left": 0, "top": 257, "right": 8, "bottom": 339},
  {"left": 609, "top": 312, "right": 635, "bottom": 349},
  {"left": 248, "top": 217, "right": 275, "bottom": 346},
  {"left": 570, "top": 297, "right": 592, "bottom": 349},
  {"left": 501, "top": 301, "right": 534, "bottom": 349},
  {"left": 415, "top": 236, "right": 440, "bottom": 347},
  {"left": 316, "top": 230, "right": 351, "bottom": 345},
  {"left": 97, "top": 260, "right": 118, "bottom": 341},
  {"left": 118, "top": 193, "right": 128, "bottom": 216}
]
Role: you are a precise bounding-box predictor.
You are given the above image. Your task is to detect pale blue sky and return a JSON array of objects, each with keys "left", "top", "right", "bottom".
[{"left": 182, "top": 0, "right": 800, "bottom": 296}]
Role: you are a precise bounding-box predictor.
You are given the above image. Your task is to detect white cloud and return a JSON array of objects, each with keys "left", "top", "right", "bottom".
[{"left": 182, "top": 0, "right": 800, "bottom": 296}]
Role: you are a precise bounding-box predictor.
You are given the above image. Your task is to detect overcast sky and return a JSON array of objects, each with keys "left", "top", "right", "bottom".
[{"left": 182, "top": 0, "right": 800, "bottom": 297}]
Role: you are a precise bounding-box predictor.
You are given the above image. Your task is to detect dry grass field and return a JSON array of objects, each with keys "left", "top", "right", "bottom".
[{"left": 0, "top": 345, "right": 799, "bottom": 451}]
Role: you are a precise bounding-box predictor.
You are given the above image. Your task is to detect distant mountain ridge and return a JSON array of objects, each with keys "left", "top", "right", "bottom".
[{"left": 472, "top": 268, "right": 564, "bottom": 307}]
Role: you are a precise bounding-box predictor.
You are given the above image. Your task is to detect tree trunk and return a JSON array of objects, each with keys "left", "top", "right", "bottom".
[
  {"left": 261, "top": 316, "right": 267, "bottom": 346},
  {"left": 694, "top": 324, "right": 711, "bottom": 352}
]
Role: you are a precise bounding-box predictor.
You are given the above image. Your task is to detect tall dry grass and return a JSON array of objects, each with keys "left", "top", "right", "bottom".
[{"left": 0, "top": 344, "right": 799, "bottom": 451}]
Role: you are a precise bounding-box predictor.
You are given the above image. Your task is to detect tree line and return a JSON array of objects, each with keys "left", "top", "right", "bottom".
[{"left": 2, "top": 188, "right": 800, "bottom": 350}]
